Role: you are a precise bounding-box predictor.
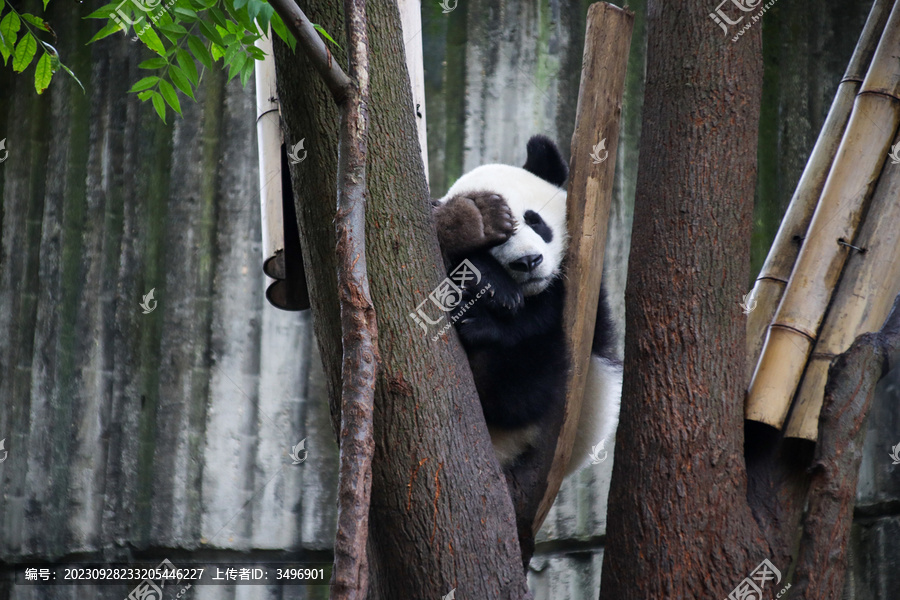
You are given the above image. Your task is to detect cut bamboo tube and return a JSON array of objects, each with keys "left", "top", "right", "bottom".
[
  {"left": 397, "top": 0, "right": 429, "bottom": 185},
  {"left": 746, "top": 1, "right": 900, "bottom": 429},
  {"left": 745, "top": 0, "right": 891, "bottom": 380},
  {"left": 255, "top": 32, "right": 287, "bottom": 289},
  {"left": 785, "top": 131, "right": 900, "bottom": 440},
  {"left": 533, "top": 2, "right": 632, "bottom": 534}
]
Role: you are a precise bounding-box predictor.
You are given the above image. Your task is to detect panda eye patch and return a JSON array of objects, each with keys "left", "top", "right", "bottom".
[{"left": 523, "top": 210, "right": 553, "bottom": 243}]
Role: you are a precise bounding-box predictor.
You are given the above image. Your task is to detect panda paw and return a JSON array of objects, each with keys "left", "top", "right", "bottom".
[
  {"left": 434, "top": 193, "right": 516, "bottom": 257},
  {"left": 484, "top": 276, "right": 524, "bottom": 313},
  {"left": 471, "top": 193, "right": 517, "bottom": 246}
]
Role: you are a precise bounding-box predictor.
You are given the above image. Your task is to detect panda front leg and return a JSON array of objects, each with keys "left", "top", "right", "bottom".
[
  {"left": 433, "top": 192, "right": 517, "bottom": 262},
  {"left": 449, "top": 253, "right": 526, "bottom": 347}
]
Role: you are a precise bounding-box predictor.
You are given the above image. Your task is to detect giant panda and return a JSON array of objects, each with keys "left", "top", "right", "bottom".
[{"left": 432, "top": 135, "right": 622, "bottom": 475}]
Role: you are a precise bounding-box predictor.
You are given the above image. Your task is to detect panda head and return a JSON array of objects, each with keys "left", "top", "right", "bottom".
[{"left": 439, "top": 136, "right": 569, "bottom": 296}]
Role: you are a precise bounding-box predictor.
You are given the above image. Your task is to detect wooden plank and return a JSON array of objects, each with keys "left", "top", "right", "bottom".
[{"left": 533, "top": 1, "right": 633, "bottom": 533}]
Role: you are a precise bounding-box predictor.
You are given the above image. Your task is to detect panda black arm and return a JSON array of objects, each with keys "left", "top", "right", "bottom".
[
  {"left": 591, "top": 284, "right": 619, "bottom": 361},
  {"left": 454, "top": 274, "right": 562, "bottom": 348}
]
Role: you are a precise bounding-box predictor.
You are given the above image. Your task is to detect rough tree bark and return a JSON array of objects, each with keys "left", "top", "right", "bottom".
[
  {"left": 791, "top": 295, "right": 900, "bottom": 598},
  {"left": 273, "top": 1, "right": 531, "bottom": 597},
  {"left": 268, "top": 2, "right": 378, "bottom": 596},
  {"left": 601, "top": 0, "right": 768, "bottom": 597},
  {"left": 602, "top": 1, "right": 896, "bottom": 598}
]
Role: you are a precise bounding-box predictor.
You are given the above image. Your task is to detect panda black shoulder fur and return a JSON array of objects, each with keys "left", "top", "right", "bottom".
[{"left": 433, "top": 135, "right": 623, "bottom": 475}]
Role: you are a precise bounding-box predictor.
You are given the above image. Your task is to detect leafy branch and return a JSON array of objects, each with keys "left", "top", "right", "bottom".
[
  {"left": 1, "top": 0, "right": 343, "bottom": 121},
  {"left": 0, "top": 0, "right": 83, "bottom": 94}
]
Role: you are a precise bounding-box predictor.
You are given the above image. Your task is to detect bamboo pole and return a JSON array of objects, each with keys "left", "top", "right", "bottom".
[
  {"left": 785, "top": 131, "right": 900, "bottom": 440},
  {"left": 255, "top": 31, "right": 311, "bottom": 311},
  {"left": 745, "top": 0, "right": 891, "bottom": 380},
  {"left": 746, "top": 0, "right": 900, "bottom": 429},
  {"left": 397, "top": 0, "right": 429, "bottom": 185},
  {"left": 533, "top": 2, "right": 633, "bottom": 533},
  {"left": 255, "top": 31, "right": 285, "bottom": 284}
]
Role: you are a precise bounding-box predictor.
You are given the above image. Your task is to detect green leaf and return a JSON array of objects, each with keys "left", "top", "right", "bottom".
[
  {"left": 270, "top": 13, "right": 296, "bottom": 52},
  {"left": 175, "top": 49, "right": 199, "bottom": 85},
  {"left": 208, "top": 7, "right": 228, "bottom": 29},
  {"left": 150, "top": 90, "right": 166, "bottom": 122},
  {"left": 232, "top": 0, "right": 249, "bottom": 10},
  {"left": 84, "top": 3, "right": 120, "bottom": 19},
  {"left": 153, "top": 8, "right": 174, "bottom": 28},
  {"left": 137, "top": 25, "right": 166, "bottom": 55},
  {"left": 198, "top": 20, "right": 225, "bottom": 47},
  {"left": 128, "top": 75, "right": 159, "bottom": 92},
  {"left": 158, "top": 78, "right": 181, "bottom": 114},
  {"left": 223, "top": 41, "right": 239, "bottom": 65},
  {"left": 22, "top": 13, "right": 51, "bottom": 32},
  {"left": 158, "top": 23, "right": 188, "bottom": 44},
  {"left": 1, "top": 11, "right": 21, "bottom": 49},
  {"left": 137, "top": 90, "right": 153, "bottom": 101},
  {"left": 173, "top": 7, "right": 199, "bottom": 22},
  {"left": 209, "top": 42, "right": 224, "bottom": 61},
  {"left": 239, "top": 56, "right": 254, "bottom": 87},
  {"left": 168, "top": 65, "right": 194, "bottom": 99},
  {"left": 246, "top": 45, "right": 265, "bottom": 61},
  {"left": 312, "top": 24, "right": 342, "bottom": 50},
  {"left": 34, "top": 52, "right": 52, "bottom": 93},
  {"left": 129, "top": 75, "right": 159, "bottom": 92},
  {"left": 187, "top": 35, "right": 213, "bottom": 70},
  {"left": 246, "top": 0, "right": 262, "bottom": 26},
  {"left": 43, "top": 0, "right": 49, "bottom": 9},
  {"left": 88, "top": 20, "right": 125, "bottom": 44},
  {"left": 226, "top": 51, "right": 246, "bottom": 82},
  {"left": 13, "top": 33, "right": 37, "bottom": 73},
  {"left": 225, "top": 2, "right": 253, "bottom": 32},
  {"left": 138, "top": 57, "right": 169, "bottom": 69},
  {"left": 255, "top": 2, "right": 274, "bottom": 32}
]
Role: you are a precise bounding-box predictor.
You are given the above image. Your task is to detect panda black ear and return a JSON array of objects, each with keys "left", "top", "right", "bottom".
[{"left": 523, "top": 135, "right": 568, "bottom": 187}]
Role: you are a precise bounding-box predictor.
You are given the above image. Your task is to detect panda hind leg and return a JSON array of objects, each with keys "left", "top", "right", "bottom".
[{"left": 566, "top": 355, "right": 623, "bottom": 476}]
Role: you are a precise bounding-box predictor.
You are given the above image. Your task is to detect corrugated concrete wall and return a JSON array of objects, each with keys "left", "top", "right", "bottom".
[{"left": 1, "top": 1, "right": 898, "bottom": 599}]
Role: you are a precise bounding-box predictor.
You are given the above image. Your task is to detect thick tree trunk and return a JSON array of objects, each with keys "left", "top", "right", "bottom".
[
  {"left": 600, "top": 1, "right": 767, "bottom": 598},
  {"left": 274, "top": 1, "right": 530, "bottom": 597}
]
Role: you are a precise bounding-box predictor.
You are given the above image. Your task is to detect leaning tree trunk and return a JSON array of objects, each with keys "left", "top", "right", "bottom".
[
  {"left": 600, "top": 1, "right": 767, "bottom": 598},
  {"left": 274, "top": 1, "right": 530, "bottom": 597}
]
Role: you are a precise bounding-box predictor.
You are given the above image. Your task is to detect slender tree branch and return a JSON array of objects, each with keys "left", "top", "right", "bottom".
[
  {"left": 268, "top": 0, "right": 353, "bottom": 102},
  {"left": 791, "top": 294, "right": 900, "bottom": 599},
  {"left": 268, "top": 0, "right": 377, "bottom": 597},
  {"left": 329, "top": 2, "right": 377, "bottom": 597}
]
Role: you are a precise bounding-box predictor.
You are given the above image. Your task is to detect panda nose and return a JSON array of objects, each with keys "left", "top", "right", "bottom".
[{"left": 509, "top": 254, "right": 543, "bottom": 272}]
